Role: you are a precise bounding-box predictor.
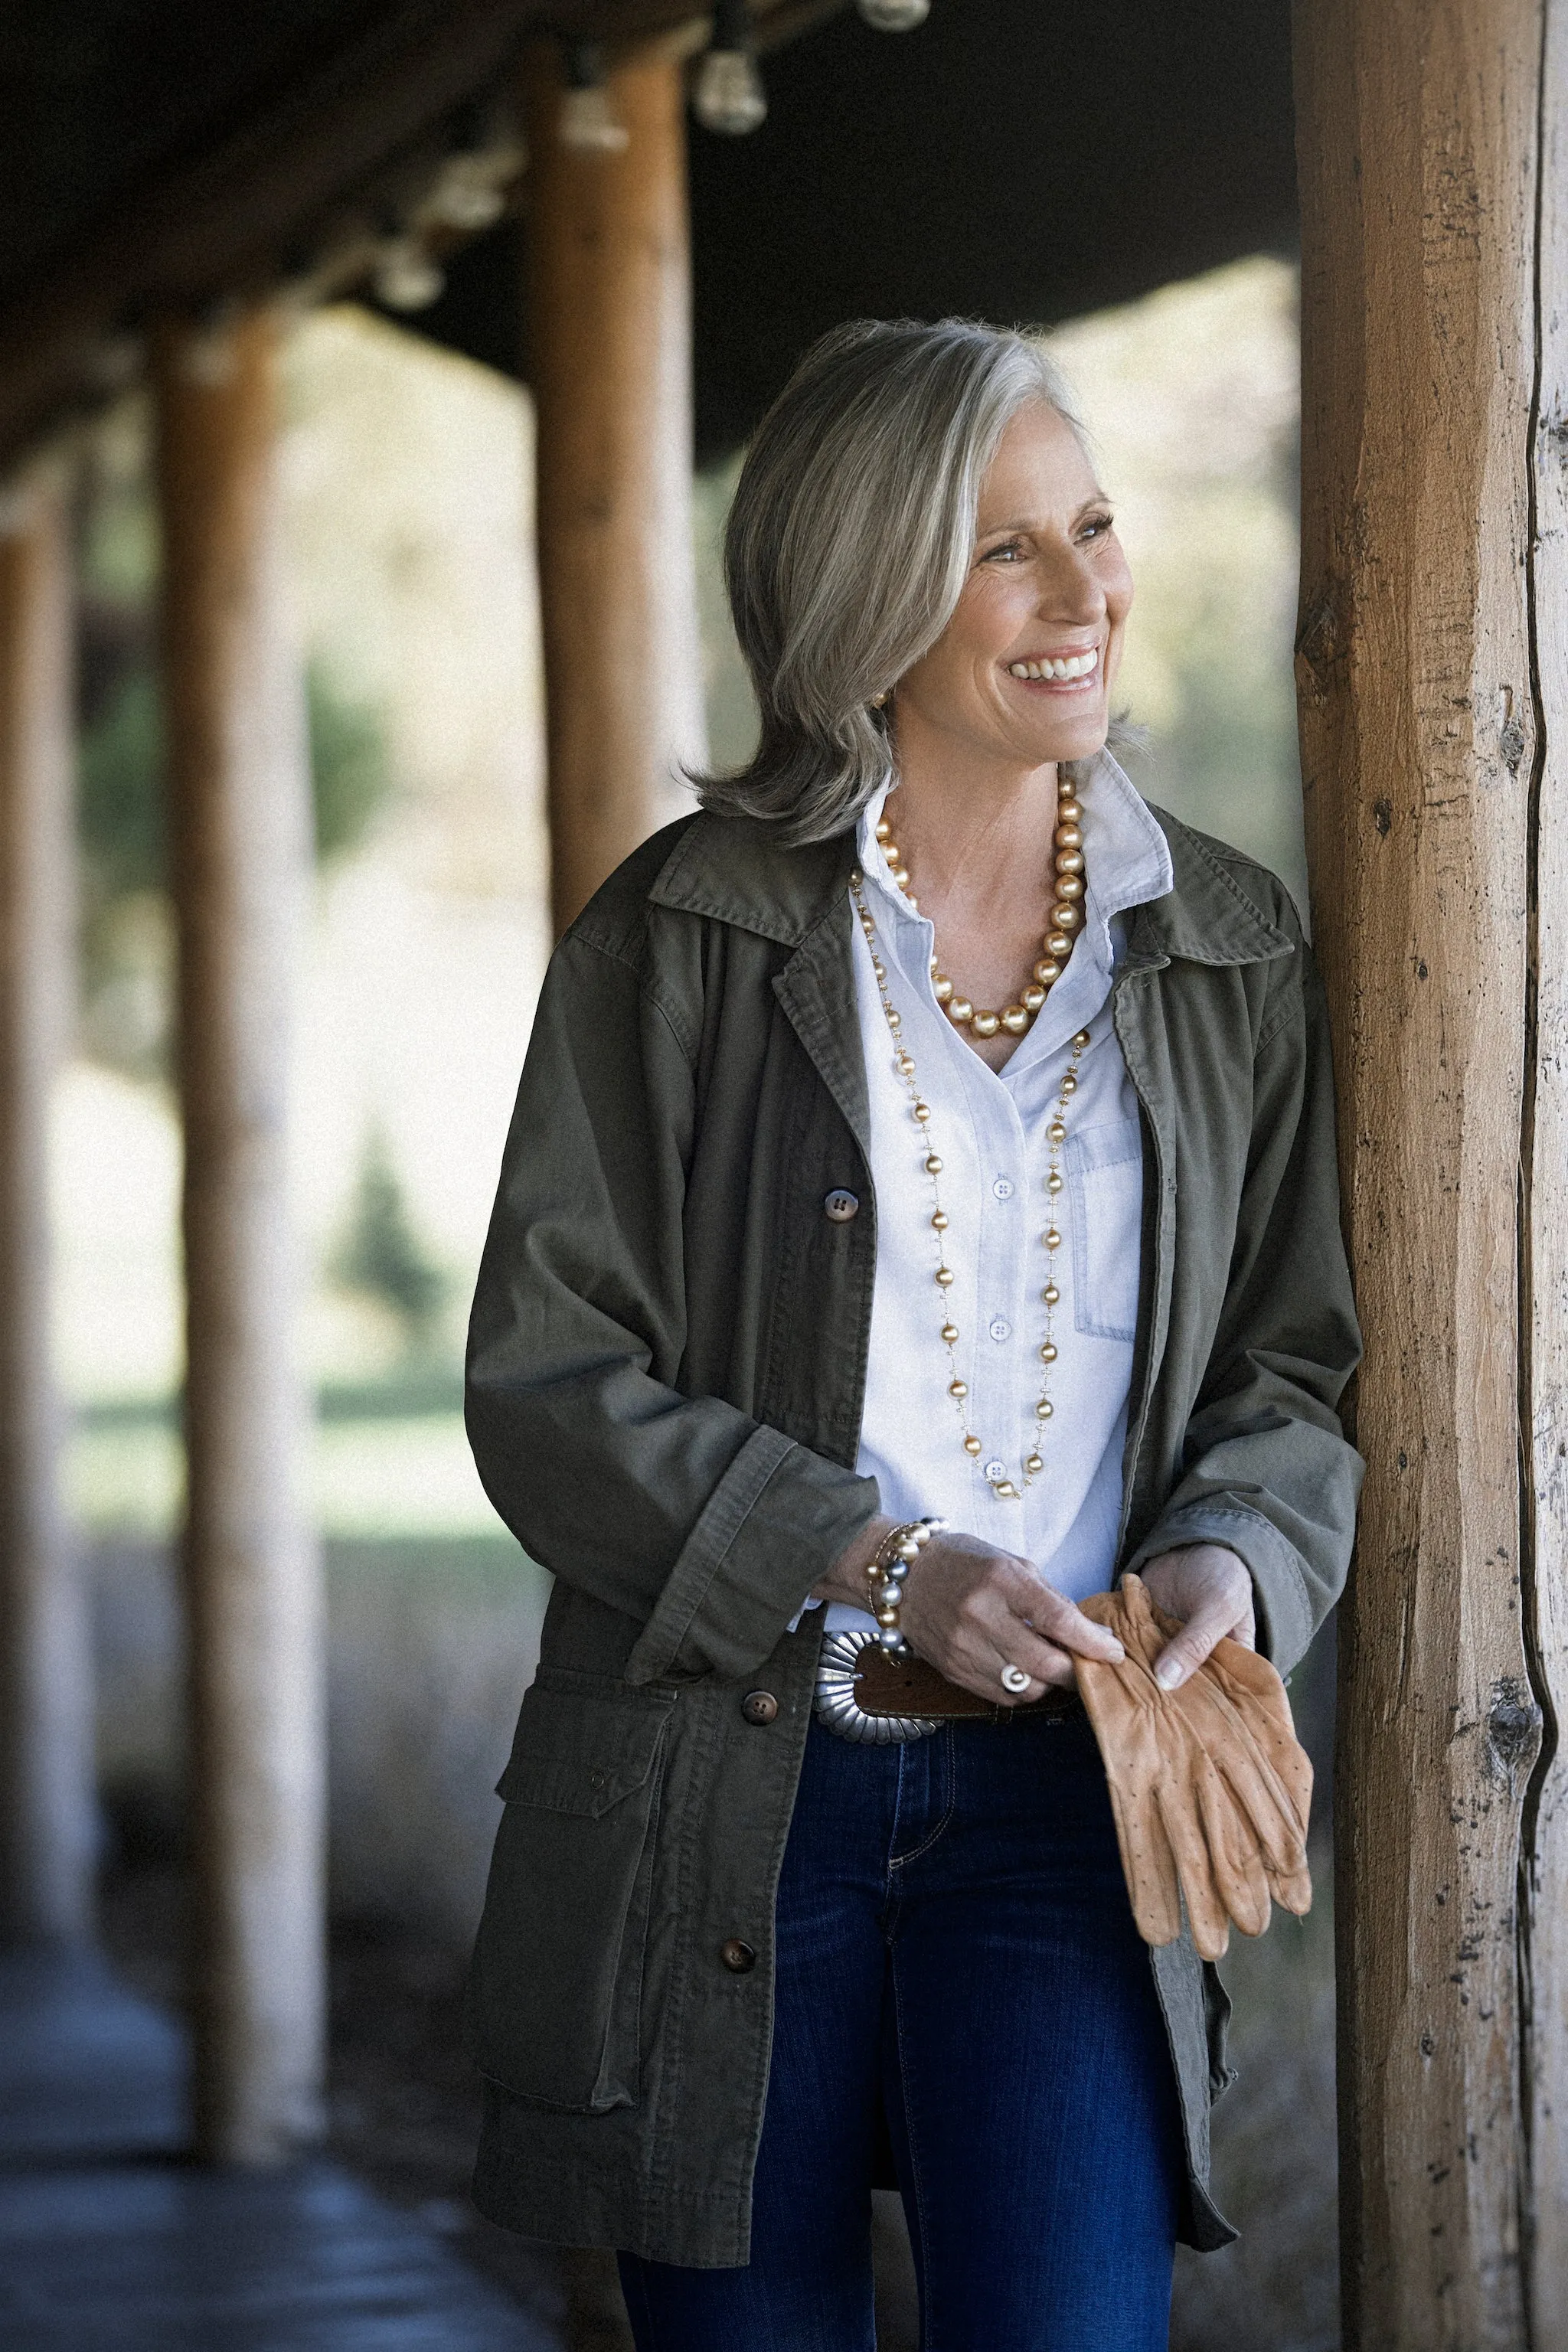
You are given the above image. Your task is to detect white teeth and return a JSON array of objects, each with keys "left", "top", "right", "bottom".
[{"left": 1008, "top": 649, "right": 1099, "bottom": 683}]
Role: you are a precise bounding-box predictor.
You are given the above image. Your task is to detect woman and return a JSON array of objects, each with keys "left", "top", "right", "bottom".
[{"left": 466, "top": 318, "right": 1361, "bottom": 2350}]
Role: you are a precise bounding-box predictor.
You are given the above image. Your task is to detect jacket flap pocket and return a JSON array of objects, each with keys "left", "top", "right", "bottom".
[{"left": 495, "top": 1684, "right": 673, "bottom": 1818}]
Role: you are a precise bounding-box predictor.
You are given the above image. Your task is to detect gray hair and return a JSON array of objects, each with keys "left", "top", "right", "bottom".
[{"left": 694, "top": 318, "right": 1119, "bottom": 844}]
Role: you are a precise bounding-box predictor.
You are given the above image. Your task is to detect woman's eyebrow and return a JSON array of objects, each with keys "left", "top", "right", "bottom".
[{"left": 976, "top": 493, "right": 1112, "bottom": 538}]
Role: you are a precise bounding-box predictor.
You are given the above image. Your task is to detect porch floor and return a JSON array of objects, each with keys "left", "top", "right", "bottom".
[{"left": 0, "top": 1948, "right": 554, "bottom": 2350}]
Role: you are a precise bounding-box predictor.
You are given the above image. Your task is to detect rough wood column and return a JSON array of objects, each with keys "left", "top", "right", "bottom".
[
  {"left": 0, "top": 468, "right": 91, "bottom": 1949},
  {"left": 1524, "top": 3, "right": 1568, "bottom": 2335},
  {"left": 152, "top": 305, "right": 323, "bottom": 2163},
  {"left": 1294, "top": 1, "right": 1562, "bottom": 2338},
  {"left": 524, "top": 38, "right": 707, "bottom": 935}
]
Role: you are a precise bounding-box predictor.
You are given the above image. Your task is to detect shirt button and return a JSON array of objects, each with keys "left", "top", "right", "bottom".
[
  {"left": 823, "top": 1188, "right": 860, "bottom": 1223},
  {"left": 983, "top": 1459, "right": 1008, "bottom": 1483},
  {"left": 720, "top": 1938, "right": 757, "bottom": 1974},
  {"left": 741, "top": 1690, "right": 779, "bottom": 1726},
  {"left": 992, "top": 1176, "right": 1014, "bottom": 1200},
  {"left": 988, "top": 1317, "right": 1011, "bottom": 1342}
]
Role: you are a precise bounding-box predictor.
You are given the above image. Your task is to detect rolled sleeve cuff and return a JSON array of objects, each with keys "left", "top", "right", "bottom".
[
  {"left": 1124, "top": 1498, "right": 1315, "bottom": 1674},
  {"left": 625, "top": 1425, "right": 880, "bottom": 1684}
]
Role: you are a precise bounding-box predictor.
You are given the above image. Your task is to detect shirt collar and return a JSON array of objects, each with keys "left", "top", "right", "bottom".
[{"left": 854, "top": 750, "right": 1175, "bottom": 946}]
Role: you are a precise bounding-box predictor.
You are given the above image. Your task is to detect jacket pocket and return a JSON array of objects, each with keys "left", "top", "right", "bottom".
[
  {"left": 1067, "top": 1118, "right": 1144, "bottom": 1342},
  {"left": 471, "top": 1677, "right": 675, "bottom": 2112}
]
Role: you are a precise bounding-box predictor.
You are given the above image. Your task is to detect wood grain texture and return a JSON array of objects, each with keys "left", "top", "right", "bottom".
[
  {"left": 1525, "top": 5, "right": 1568, "bottom": 2339},
  {"left": 152, "top": 307, "right": 323, "bottom": 2163},
  {"left": 524, "top": 38, "right": 707, "bottom": 935},
  {"left": 0, "top": 471, "right": 90, "bottom": 1949},
  {"left": 1294, "top": 1, "right": 1549, "bottom": 2341}
]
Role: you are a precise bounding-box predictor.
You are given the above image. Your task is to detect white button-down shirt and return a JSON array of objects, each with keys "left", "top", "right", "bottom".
[{"left": 825, "top": 750, "right": 1174, "bottom": 1637}]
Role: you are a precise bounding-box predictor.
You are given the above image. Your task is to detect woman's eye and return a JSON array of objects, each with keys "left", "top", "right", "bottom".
[
  {"left": 1081, "top": 513, "right": 1114, "bottom": 541},
  {"left": 983, "top": 541, "right": 1024, "bottom": 563}
]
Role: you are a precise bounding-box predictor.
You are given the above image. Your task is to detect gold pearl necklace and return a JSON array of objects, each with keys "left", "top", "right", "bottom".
[
  {"left": 850, "top": 869, "right": 1093, "bottom": 1501},
  {"left": 873, "top": 779, "right": 1087, "bottom": 1040}
]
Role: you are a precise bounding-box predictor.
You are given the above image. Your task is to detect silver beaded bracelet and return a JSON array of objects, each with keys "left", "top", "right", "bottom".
[{"left": 865, "top": 1517, "right": 945, "bottom": 1654}]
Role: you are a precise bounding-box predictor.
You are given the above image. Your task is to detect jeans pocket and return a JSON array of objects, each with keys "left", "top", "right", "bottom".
[{"left": 471, "top": 1680, "right": 675, "bottom": 2112}]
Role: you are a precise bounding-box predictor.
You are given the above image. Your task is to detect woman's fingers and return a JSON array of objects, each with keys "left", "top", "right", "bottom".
[
  {"left": 1018, "top": 1577, "right": 1127, "bottom": 1664},
  {"left": 899, "top": 1538, "right": 1122, "bottom": 1697},
  {"left": 939, "top": 1615, "right": 1080, "bottom": 1697},
  {"left": 1138, "top": 1547, "right": 1256, "bottom": 1691}
]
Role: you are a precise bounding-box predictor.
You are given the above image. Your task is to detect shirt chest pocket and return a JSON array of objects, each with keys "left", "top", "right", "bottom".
[{"left": 1065, "top": 1119, "right": 1144, "bottom": 1344}]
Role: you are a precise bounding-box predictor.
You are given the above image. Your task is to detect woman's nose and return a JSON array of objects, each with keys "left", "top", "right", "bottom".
[{"left": 1035, "top": 544, "right": 1106, "bottom": 625}]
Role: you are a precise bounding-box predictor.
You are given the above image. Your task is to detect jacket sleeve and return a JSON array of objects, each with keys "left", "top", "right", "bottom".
[
  {"left": 1124, "top": 940, "right": 1364, "bottom": 1674},
  {"left": 466, "top": 927, "right": 880, "bottom": 1684}
]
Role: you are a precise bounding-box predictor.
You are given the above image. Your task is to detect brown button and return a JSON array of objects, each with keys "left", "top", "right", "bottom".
[
  {"left": 720, "top": 1938, "right": 756, "bottom": 1974},
  {"left": 741, "top": 1690, "right": 779, "bottom": 1726},
  {"left": 823, "top": 1188, "right": 860, "bottom": 1223}
]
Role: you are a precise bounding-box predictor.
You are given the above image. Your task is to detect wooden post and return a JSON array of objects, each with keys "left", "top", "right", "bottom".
[
  {"left": 1524, "top": 7, "right": 1568, "bottom": 2337},
  {"left": 524, "top": 38, "right": 707, "bottom": 936},
  {"left": 152, "top": 305, "right": 323, "bottom": 2163},
  {"left": 1294, "top": 0, "right": 1565, "bottom": 2337},
  {"left": 0, "top": 467, "right": 91, "bottom": 1951}
]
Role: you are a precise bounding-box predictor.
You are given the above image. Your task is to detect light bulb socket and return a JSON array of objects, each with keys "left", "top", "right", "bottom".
[
  {"left": 856, "top": 0, "right": 931, "bottom": 26},
  {"left": 558, "top": 47, "right": 629, "bottom": 152},
  {"left": 694, "top": 0, "right": 766, "bottom": 135},
  {"left": 565, "top": 41, "right": 608, "bottom": 89}
]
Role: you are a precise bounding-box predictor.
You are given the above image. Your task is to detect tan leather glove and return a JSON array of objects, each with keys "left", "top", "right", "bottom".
[{"left": 1075, "top": 1574, "right": 1313, "bottom": 1961}]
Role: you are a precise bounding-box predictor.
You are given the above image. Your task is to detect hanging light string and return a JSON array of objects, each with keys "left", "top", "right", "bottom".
[{"left": 693, "top": 0, "right": 933, "bottom": 138}]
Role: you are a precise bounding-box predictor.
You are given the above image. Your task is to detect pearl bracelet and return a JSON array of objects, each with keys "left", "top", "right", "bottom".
[{"left": 866, "top": 1517, "right": 944, "bottom": 1654}]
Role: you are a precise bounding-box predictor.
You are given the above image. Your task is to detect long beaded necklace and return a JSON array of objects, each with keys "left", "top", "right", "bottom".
[
  {"left": 874, "top": 776, "right": 1087, "bottom": 1039},
  {"left": 849, "top": 872, "right": 1093, "bottom": 1501}
]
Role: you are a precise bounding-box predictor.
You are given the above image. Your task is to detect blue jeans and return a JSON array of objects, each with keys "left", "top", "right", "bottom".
[{"left": 619, "top": 1708, "right": 1184, "bottom": 2351}]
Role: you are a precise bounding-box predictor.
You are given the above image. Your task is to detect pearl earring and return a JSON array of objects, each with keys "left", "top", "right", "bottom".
[{"left": 870, "top": 690, "right": 889, "bottom": 709}]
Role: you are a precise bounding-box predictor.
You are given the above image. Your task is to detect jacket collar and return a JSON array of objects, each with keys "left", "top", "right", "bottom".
[
  {"left": 648, "top": 794, "right": 1294, "bottom": 970},
  {"left": 1127, "top": 805, "right": 1295, "bottom": 970},
  {"left": 648, "top": 808, "right": 854, "bottom": 948}
]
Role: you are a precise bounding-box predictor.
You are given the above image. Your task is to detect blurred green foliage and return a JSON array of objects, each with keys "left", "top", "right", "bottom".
[
  {"left": 331, "top": 1127, "right": 450, "bottom": 1351},
  {"left": 78, "top": 658, "right": 390, "bottom": 898},
  {"left": 80, "top": 668, "right": 163, "bottom": 900}
]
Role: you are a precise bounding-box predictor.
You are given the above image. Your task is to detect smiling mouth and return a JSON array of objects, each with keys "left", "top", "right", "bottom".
[{"left": 1006, "top": 648, "right": 1100, "bottom": 683}]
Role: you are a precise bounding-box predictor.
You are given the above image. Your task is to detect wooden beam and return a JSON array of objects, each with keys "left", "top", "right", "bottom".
[
  {"left": 0, "top": 466, "right": 91, "bottom": 1950},
  {"left": 152, "top": 305, "right": 323, "bottom": 2163},
  {"left": 525, "top": 36, "right": 707, "bottom": 933},
  {"left": 1524, "top": 4, "right": 1568, "bottom": 2334},
  {"left": 0, "top": 0, "right": 829, "bottom": 476},
  {"left": 1293, "top": 0, "right": 1560, "bottom": 2337}
]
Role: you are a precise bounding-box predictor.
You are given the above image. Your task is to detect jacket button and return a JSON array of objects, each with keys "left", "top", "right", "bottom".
[
  {"left": 741, "top": 1690, "right": 779, "bottom": 1726},
  {"left": 823, "top": 1188, "right": 860, "bottom": 1223},
  {"left": 720, "top": 1938, "right": 756, "bottom": 1974}
]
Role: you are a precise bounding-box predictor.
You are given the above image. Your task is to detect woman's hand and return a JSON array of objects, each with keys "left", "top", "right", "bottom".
[
  {"left": 1138, "top": 1543, "right": 1256, "bottom": 1690},
  {"left": 815, "top": 1518, "right": 1125, "bottom": 1701}
]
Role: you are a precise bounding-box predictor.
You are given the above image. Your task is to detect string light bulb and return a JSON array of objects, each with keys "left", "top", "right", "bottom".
[
  {"left": 693, "top": 0, "right": 767, "bottom": 135},
  {"left": 857, "top": 0, "right": 931, "bottom": 25},
  {"left": 422, "top": 153, "right": 510, "bottom": 232},
  {"left": 559, "top": 45, "right": 630, "bottom": 154},
  {"left": 373, "top": 237, "right": 443, "bottom": 311}
]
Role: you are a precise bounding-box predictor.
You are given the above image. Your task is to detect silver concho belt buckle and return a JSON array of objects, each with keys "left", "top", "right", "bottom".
[{"left": 812, "top": 1626, "right": 940, "bottom": 1745}]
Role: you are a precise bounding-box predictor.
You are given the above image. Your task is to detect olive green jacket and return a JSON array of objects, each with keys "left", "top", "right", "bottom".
[{"left": 465, "top": 800, "right": 1362, "bottom": 2265}]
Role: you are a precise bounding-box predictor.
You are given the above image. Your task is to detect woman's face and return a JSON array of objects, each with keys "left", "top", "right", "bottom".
[{"left": 892, "top": 399, "right": 1133, "bottom": 774}]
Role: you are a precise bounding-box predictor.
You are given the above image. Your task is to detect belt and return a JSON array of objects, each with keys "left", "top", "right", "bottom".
[{"left": 814, "top": 1626, "right": 1083, "bottom": 1745}]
